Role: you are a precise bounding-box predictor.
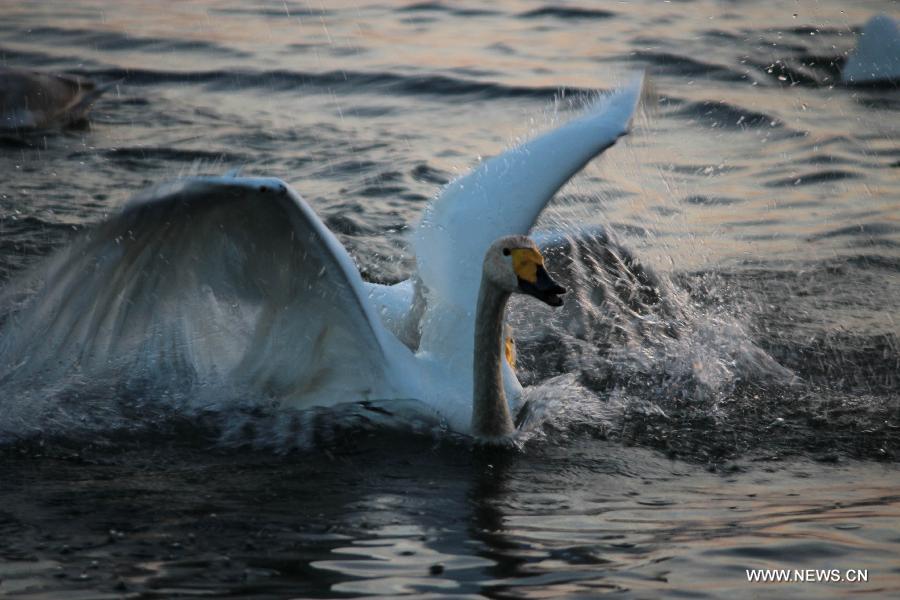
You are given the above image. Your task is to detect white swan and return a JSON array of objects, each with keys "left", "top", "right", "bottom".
[
  {"left": 366, "top": 74, "right": 644, "bottom": 427},
  {"left": 0, "top": 67, "right": 113, "bottom": 131},
  {"left": 841, "top": 15, "right": 900, "bottom": 85},
  {"left": 0, "top": 76, "right": 643, "bottom": 440}
]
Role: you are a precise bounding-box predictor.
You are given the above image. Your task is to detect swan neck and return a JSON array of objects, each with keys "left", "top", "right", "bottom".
[{"left": 471, "top": 275, "right": 514, "bottom": 438}]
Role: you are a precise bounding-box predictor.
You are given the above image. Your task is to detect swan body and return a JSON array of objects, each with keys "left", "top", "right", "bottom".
[
  {"left": 0, "top": 75, "right": 643, "bottom": 439},
  {"left": 842, "top": 15, "right": 900, "bottom": 85},
  {"left": 0, "top": 67, "right": 113, "bottom": 131},
  {"left": 0, "top": 177, "right": 564, "bottom": 437},
  {"left": 364, "top": 75, "right": 644, "bottom": 425}
]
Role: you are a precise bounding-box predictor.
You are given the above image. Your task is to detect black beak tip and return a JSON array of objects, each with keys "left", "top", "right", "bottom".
[
  {"left": 542, "top": 284, "right": 566, "bottom": 307},
  {"left": 518, "top": 268, "right": 566, "bottom": 307},
  {"left": 546, "top": 294, "right": 564, "bottom": 307}
]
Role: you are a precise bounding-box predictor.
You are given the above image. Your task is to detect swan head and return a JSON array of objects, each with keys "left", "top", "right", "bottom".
[{"left": 483, "top": 235, "right": 566, "bottom": 306}]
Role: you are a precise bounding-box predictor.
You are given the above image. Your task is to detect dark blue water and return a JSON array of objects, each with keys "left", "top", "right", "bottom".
[{"left": 0, "top": 1, "right": 898, "bottom": 598}]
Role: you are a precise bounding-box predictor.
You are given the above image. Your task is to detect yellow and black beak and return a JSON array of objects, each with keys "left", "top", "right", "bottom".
[{"left": 510, "top": 248, "right": 566, "bottom": 307}]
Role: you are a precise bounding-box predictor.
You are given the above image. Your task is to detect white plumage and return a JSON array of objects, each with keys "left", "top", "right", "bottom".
[{"left": 0, "top": 75, "right": 643, "bottom": 439}]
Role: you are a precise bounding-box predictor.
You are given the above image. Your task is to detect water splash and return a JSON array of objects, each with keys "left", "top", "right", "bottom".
[
  {"left": 509, "top": 227, "right": 796, "bottom": 446},
  {"left": 0, "top": 209, "right": 797, "bottom": 455}
]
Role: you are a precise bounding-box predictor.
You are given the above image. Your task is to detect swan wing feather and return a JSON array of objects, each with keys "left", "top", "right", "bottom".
[
  {"left": 412, "top": 74, "right": 644, "bottom": 311},
  {"left": 0, "top": 176, "right": 409, "bottom": 406}
]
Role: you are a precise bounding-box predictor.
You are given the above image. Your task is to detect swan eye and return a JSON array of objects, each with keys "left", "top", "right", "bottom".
[{"left": 502, "top": 248, "right": 511, "bottom": 256}]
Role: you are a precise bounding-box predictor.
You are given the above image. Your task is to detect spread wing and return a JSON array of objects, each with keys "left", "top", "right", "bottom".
[
  {"left": 0, "top": 176, "right": 411, "bottom": 407},
  {"left": 412, "top": 74, "right": 644, "bottom": 312}
]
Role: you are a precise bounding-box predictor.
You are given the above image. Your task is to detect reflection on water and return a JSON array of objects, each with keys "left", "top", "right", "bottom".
[
  {"left": 1, "top": 0, "right": 896, "bottom": 275},
  {"left": 0, "top": 441, "right": 898, "bottom": 598}
]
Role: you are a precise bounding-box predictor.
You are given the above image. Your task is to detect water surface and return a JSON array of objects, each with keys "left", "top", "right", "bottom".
[{"left": 0, "top": 0, "right": 898, "bottom": 597}]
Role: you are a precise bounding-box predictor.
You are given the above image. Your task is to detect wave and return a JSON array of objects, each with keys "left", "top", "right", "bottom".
[
  {"left": 95, "top": 146, "right": 249, "bottom": 165},
  {"left": 19, "top": 26, "right": 250, "bottom": 58},
  {"left": 0, "top": 216, "right": 76, "bottom": 281},
  {"left": 765, "top": 169, "right": 861, "bottom": 187},
  {"left": 0, "top": 44, "right": 68, "bottom": 67},
  {"left": 208, "top": 6, "right": 329, "bottom": 19},
  {"left": 628, "top": 51, "right": 750, "bottom": 83},
  {"left": 798, "top": 153, "right": 858, "bottom": 167},
  {"left": 73, "top": 67, "right": 594, "bottom": 100},
  {"left": 748, "top": 54, "right": 844, "bottom": 87},
  {"left": 764, "top": 331, "right": 899, "bottom": 394},
  {"left": 410, "top": 163, "right": 451, "bottom": 185},
  {"left": 398, "top": 2, "right": 500, "bottom": 17},
  {"left": 0, "top": 215, "right": 78, "bottom": 261},
  {"left": 808, "top": 222, "right": 900, "bottom": 242},
  {"left": 682, "top": 195, "right": 741, "bottom": 206},
  {"left": 670, "top": 100, "right": 782, "bottom": 129},
  {"left": 519, "top": 7, "right": 615, "bottom": 20}
]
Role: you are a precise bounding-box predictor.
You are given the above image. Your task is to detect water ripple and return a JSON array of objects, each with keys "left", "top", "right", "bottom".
[
  {"left": 519, "top": 7, "right": 616, "bottom": 20},
  {"left": 73, "top": 67, "right": 593, "bottom": 100},
  {"left": 629, "top": 51, "right": 750, "bottom": 83},
  {"left": 765, "top": 169, "right": 861, "bottom": 187},
  {"left": 670, "top": 100, "right": 782, "bottom": 129},
  {"left": 15, "top": 26, "right": 250, "bottom": 58}
]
